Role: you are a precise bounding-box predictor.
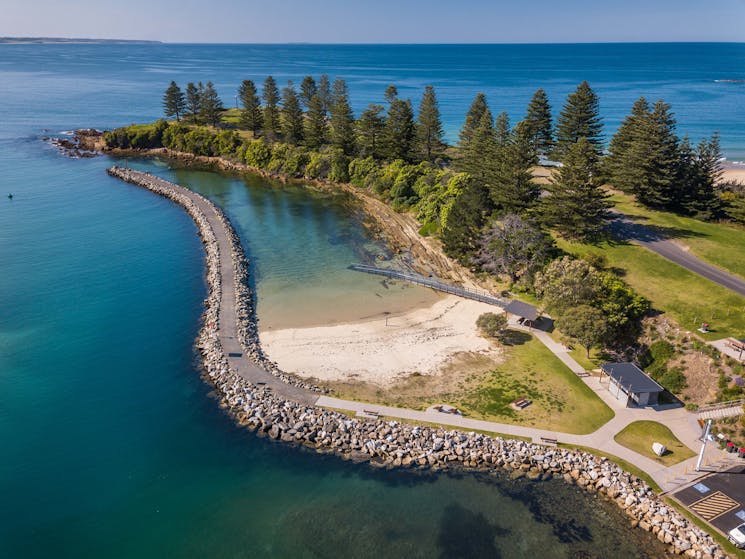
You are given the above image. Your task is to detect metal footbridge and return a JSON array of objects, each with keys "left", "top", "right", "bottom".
[{"left": 348, "top": 264, "right": 507, "bottom": 308}]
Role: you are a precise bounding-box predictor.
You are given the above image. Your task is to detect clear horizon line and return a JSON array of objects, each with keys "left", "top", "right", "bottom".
[
  {"left": 169, "top": 40, "right": 745, "bottom": 45},
  {"left": 3, "top": 37, "right": 745, "bottom": 46}
]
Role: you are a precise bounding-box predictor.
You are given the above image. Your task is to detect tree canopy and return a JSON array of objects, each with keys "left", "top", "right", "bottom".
[
  {"left": 238, "top": 79, "right": 262, "bottom": 134},
  {"left": 540, "top": 137, "right": 613, "bottom": 240},
  {"left": 553, "top": 81, "right": 603, "bottom": 160},
  {"left": 416, "top": 85, "right": 445, "bottom": 162},
  {"left": 262, "top": 76, "right": 281, "bottom": 139},
  {"left": 163, "top": 81, "right": 186, "bottom": 121},
  {"left": 280, "top": 81, "right": 304, "bottom": 145},
  {"left": 475, "top": 214, "right": 555, "bottom": 284},
  {"left": 524, "top": 88, "right": 553, "bottom": 156},
  {"left": 329, "top": 79, "right": 356, "bottom": 155},
  {"left": 200, "top": 81, "right": 223, "bottom": 127}
]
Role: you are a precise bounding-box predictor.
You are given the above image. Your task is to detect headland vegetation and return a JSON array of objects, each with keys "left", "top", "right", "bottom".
[
  {"left": 90, "top": 75, "right": 745, "bottom": 418},
  {"left": 104, "top": 165, "right": 731, "bottom": 558},
  {"left": 81, "top": 72, "right": 745, "bottom": 556}
]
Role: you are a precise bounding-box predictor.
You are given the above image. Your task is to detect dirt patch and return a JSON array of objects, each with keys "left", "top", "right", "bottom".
[
  {"left": 323, "top": 351, "right": 503, "bottom": 410},
  {"left": 674, "top": 352, "right": 721, "bottom": 403}
]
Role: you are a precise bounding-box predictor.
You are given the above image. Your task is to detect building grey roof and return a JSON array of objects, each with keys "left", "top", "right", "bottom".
[
  {"left": 601, "top": 362, "right": 664, "bottom": 394},
  {"left": 504, "top": 300, "right": 539, "bottom": 321}
]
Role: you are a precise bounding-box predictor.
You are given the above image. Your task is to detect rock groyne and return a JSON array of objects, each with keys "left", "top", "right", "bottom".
[{"left": 106, "top": 166, "right": 729, "bottom": 559}]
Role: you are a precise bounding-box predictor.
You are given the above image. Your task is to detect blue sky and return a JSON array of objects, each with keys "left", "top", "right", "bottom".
[{"left": 3, "top": 0, "right": 745, "bottom": 43}]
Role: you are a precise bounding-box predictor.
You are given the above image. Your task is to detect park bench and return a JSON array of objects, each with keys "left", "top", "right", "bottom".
[
  {"left": 512, "top": 397, "right": 532, "bottom": 409},
  {"left": 540, "top": 436, "right": 558, "bottom": 446}
]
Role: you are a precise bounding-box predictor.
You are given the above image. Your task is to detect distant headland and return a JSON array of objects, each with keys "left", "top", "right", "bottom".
[{"left": 0, "top": 37, "right": 161, "bottom": 44}]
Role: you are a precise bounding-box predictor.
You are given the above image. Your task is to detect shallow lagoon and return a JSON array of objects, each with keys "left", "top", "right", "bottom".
[{"left": 3, "top": 43, "right": 734, "bottom": 557}]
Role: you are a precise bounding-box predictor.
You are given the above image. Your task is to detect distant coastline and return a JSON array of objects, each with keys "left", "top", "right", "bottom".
[{"left": 0, "top": 37, "right": 161, "bottom": 44}]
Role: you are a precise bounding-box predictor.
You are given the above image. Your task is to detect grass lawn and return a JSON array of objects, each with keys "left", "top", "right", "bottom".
[
  {"left": 614, "top": 421, "right": 696, "bottom": 466},
  {"left": 454, "top": 331, "right": 614, "bottom": 434},
  {"left": 558, "top": 238, "right": 745, "bottom": 340},
  {"left": 547, "top": 329, "right": 603, "bottom": 371},
  {"left": 610, "top": 190, "right": 745, "bottom": 280},
  {"left": 327, "top": 330, "right": 614, "bottom": 436}
]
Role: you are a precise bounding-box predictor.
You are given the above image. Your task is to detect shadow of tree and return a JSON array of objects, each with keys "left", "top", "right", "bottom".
[
  {"left": 500, "top": 329, "right": 532, "bottom": 346},
  {"left": 436, "top": 502, "right": 509, "bottom": 559},
  {"left": 608, "top": 216, "right": 706, "bottom": 244}
]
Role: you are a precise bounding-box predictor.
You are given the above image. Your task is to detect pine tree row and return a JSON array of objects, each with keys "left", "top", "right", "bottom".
[
  {"left": 604, "top": 97, "right": 722, "bottom": 219},
  {"left": 162, "top": 78, "right": 725, "bottom": 236}
]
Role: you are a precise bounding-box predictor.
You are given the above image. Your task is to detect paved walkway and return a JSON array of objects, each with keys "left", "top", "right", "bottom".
[
  {"left": 117, "top": 169, "right": 732, "bottom": 495},
  {"left": 112, "top": 168, "right": 318, "bottom": 406},
  {"left": 317, "top": 319, "right": 727, "bottom": 493}
]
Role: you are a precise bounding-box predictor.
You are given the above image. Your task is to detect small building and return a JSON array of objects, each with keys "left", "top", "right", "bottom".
[
  {"left": 504, "top": 300, "right": 540, "bottom": 327},
  {"left": 600, "top": 362, "right": 664, "bottom": 407}
]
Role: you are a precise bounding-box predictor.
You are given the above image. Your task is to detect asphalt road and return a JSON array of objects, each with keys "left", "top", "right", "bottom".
[
  {"left": 674, "top": 463, "right": 745, "bottom": 535},
  {"left": 609, "top": 215, "right": 745, "bottom": 298}
]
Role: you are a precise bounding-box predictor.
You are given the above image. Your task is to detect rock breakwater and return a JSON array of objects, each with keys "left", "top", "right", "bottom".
[{"left": 106, "top": 166, "right": 729, "bottom": 559}]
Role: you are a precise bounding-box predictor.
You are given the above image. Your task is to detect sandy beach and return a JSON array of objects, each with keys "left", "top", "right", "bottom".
[
  {"left": 721, "top": 163, "right": 745, "bottom": 184},
  {"left": 259, "top": 296, "right": 504, "bottom": 386}
]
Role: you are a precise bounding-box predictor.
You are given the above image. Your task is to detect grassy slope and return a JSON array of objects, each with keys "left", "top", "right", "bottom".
[
  {"left": 611, "top": 190, "right": 745, "bottom": 279},
  {"left": 614, "top": 420, "right": 696, "bottom": 466},
  {"left": 558, "top": 237, "right": 745, "bottom": 340},
  {"left": 455, "top": 331, "right": 614, "bottom": 435}
]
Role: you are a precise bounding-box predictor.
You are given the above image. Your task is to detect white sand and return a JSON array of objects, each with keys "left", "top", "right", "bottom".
[
  {"left": 259, "top": 296, "right": 503, "bottom": 386},
  {"left": 721, "top": 166, "right": 745, "bottom": 184}
]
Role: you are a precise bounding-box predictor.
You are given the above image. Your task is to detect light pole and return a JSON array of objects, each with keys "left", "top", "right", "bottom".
[{"left": 695, "top": 419, "right": 712, "bottom": 472}]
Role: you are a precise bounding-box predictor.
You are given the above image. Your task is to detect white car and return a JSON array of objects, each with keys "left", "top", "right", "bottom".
[{"left": 728, "top": 523, "right": 745, "bottom": 549}]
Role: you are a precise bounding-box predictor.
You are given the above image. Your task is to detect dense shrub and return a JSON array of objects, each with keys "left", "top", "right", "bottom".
[
  {"left": 214, "top": 130, "right": 241, "bottom": 156},
  {"left": 244, "top": 139, "right": 271, "bottom": 168},
  {"left": 328, "top": 148, "right": 350, "bottom": 183},
  {"left": 305, "top": 151, "right": 331, "bottom": 180},
  {"left": 476, "top": 312, "right": 508, "bottom": 338},
  {"left": 348, "top": 157, "right": 378, "bottom": 188},
  {"left": 283, "top": 148, "right": 310, "bottom": 178}
]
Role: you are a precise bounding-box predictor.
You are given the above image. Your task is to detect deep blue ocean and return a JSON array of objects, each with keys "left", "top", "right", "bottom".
[{"left": 1, "top": 43, "right": 741, "bottom": 558}]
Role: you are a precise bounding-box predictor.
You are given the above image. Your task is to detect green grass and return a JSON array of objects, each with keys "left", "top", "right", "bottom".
[
  {"left": 547, "top": 329, "right": 602, "bottom": 371},
  {"left": 455, "top": 331, "right": 614, "bottom": 435},
  {"left": 558, "top": 237, "right": 745, "bottom": 340},
  {"left": 614, "top": 421, "right": 696, "bottom": 466},
  {"left": 611, "top": 190, "right": 745, "bottom": 280},
  {"left": 220, "top": 107, "right": 242, "bottom": 126}
]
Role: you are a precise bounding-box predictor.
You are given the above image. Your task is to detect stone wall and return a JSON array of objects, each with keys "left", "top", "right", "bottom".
[{"left": 106, "top": 166, "right": 730, "bottom": 559}]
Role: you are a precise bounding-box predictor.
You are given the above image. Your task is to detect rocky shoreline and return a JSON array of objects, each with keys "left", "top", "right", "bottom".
[
  {"left": 76, "top": 127, "right": 473, "bottom": 285},
  {"left": 106, "top": 166, "right": 730, "bottom": 559}
]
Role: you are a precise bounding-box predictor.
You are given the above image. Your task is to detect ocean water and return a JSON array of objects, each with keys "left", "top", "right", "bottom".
[
  {"left": 2, "top": 43, "right": 744, "bottom": 158},
  {"left": 0, "top": 43, "right": 737, "bottom": 558}
]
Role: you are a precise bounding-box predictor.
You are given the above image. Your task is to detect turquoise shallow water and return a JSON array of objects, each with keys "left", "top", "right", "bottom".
[{"left": 1, "top": 43, "right": 737, "bottom": 557}]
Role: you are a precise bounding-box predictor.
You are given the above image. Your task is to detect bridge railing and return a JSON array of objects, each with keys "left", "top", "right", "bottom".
[
  {"left": 348, "top": 264, "right": 507, "bottom": 308},
  {"left": 696, "top": 398, "right": 745, "bottom": 414}
]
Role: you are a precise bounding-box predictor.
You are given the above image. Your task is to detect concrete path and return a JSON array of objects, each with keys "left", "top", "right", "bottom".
[
  {"left": 609, "top": 214, "right": 745, "bottom": 297},
  {"left": 317, "top": 319, "right": 723, "bottom": 493},
  {"left": 118, "top": 169, "right": 726, "bottom": 495},
  {"left": 315, "top": 392, "right": 720, "bottom": 493},
  {"left": 116, "top": 169, "right": 319, "bottom": 406}
]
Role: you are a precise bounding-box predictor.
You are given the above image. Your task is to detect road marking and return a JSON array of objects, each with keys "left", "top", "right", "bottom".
[{"left": 689, "top": 491, "right": 740, "bottom": 521}]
